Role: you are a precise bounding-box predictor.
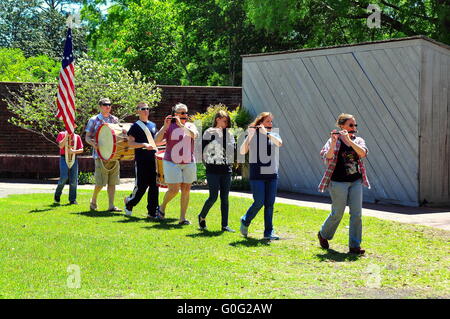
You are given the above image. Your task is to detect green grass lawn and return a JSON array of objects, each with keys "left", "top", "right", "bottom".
[{"left": 0, "top": 191, "right": 449, "bottom": 299}]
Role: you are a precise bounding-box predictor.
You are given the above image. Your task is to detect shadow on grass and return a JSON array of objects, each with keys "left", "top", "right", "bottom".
[
  {"left": 29, "top": 208, "right": 54, "bottom": 213},
  {"left": 186, "top": 230, "right": 224, "bottom": 238},
  {"left": 115, "top": 215, "right": 148, "bottom": 223},
  {"left": 229, "top": 237, "right": 271, "bottom": 247},
  {"left": 29, "top": 203, "right": 61, "bottom": 213},
  {"left": 316, "top": 249, "right": 361, "bottom": 262},
  {"left": 143, "top": 218, "right": 181, "bottom": 230},
  {"left": 72, "top": 210, "right": 124, "bottom": 218}
]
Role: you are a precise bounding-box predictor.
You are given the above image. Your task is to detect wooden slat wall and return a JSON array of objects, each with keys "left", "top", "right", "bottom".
[
  {"left": 419, "top": 43, "right": 450, "bottom": 206},
  {"left": 243, "top": 40, "right": 430, "bottom": 206}
]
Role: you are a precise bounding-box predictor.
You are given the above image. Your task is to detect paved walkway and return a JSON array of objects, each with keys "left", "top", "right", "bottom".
[{"left": 1, "top": 179, "right": 449, "bottom": 231}]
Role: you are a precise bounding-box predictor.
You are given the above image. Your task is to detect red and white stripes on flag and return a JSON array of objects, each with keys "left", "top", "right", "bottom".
[{"left": 56, "top": 28, "right": 75, "bottom": 134}]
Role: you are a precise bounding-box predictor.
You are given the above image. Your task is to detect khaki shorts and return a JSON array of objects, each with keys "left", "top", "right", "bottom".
[
  {"left": 163, "top": 160, "right": 197, "bottom": 184},
  {"left": 94, "top": 159, "right": 120, "bottom": 186}
]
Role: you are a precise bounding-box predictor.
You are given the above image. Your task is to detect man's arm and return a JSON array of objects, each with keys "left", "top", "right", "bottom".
[
  {"left": 85, "top": 131, "right": 98, "bottom": 150},
  {"left": 127, "top": 134, "right": 155, "bottom": 150}
]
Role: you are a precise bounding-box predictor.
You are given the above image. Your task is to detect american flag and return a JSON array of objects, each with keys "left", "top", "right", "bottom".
[{"left": 56, "top": 28, "right": 75, "bottom": 134}]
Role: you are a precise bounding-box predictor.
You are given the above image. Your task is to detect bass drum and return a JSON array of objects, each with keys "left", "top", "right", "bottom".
[
  {"left": 96, "top": 123, "right": 134, "bottom": 161},
  {"left": 155, "top": 150, "right": 167, "bottom": 188}
]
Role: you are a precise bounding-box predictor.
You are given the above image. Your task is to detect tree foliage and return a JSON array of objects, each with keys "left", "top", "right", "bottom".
[
  {"left": 81, "top": 0, "right": 449, "bottom": 87},
  {"left": 0, "top": 0, "right": 88, "bottom": 58},
  {"left": 82, "top": 0, "right": 183, "bottom": 84},
  {"left": 5, "top": 57, "right": 162, "bottom": 144},
  {"left": 0, "top": 48, "right": 60, "bottom": 82},
  {"left": 82, "top": 0, "right": 295, "bottom": 86},
  {"left": 1, "top": 0, "right": 448, "bottom": 88},
  {"left": 244, "top": 0, "right": 450, "bottom": 46}
]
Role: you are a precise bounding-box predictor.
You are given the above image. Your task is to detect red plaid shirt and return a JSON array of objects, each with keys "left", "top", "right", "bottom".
[{"left": 318, "top": 136, "right": 370, "bottom": 192}]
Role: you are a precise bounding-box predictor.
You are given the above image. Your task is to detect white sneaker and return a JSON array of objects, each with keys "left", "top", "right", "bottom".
[{"left": 124, "top": 207, "right": 132, "bottom": 216}]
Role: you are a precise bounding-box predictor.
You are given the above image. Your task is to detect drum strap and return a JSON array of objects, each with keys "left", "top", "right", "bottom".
[
  {"left": 65, "top": 133, "right": 77, "bottom": 169},
  {"left": 99, "top": 158, "right": 119, "bottom": 172},
  {"left": 136, "top": 120, "right": 158, "bottom": 150}
]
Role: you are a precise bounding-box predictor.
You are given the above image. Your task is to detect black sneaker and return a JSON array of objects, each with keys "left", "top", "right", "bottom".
[
  {"left": 69, "top": 201, "right": 78, "bottom": 205},
  {"left": 148, "top": 213, "right": 163, "bottom": 221},
  {"left": 54, "top": 196, "right": 60, "bottom": 204},
  {"left": 198, "top": 214, "right": 206, "bottom": 230}
]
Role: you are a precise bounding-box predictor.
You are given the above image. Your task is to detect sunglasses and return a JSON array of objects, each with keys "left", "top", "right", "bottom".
[
  {"left": 176, "top": 112, "right": 188, "bottom": 115},
  {"left": 139, "top": 107, "right": 149, "bottom": 111},
  {"left": 349, "top": 124, "right": 358, "bottom": 128},
  {"left": 102, "top": 103, "right": 111, "bottom": 106}
]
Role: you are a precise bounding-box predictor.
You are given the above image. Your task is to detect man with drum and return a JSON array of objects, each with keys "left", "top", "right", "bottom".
[
  {"left": 124, "top": 102, "right": 163, "bottom": 218},
  {"left": 154, "top": 103, "right": 198, "bottom": 225},
  {"left": 85, "top": 98, "right": 122, "bottom": 212}
]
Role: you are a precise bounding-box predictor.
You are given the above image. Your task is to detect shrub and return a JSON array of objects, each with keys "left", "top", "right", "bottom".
[
  {"left": 196, "top": 163, "right": 207, "bottom": 181},
  {"left": 191, "top": 104, "right": 252, "bottom": 131},
  {"left": 78, "top": 171, "right": 95, "bottom": 185},
  {"left": 230, "top": 177, "right": 250, "bottom": 191}
]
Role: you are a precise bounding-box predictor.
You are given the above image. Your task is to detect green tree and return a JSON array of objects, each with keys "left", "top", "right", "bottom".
[
  {"left": 82, "top": 0, "right": 295, "bottom": 86},
  {"left": 0, "top": 0, "right": 88, "bottom": 58},
  {"left": 4, "top": 57, "right": 162, "bottom": 145},
  {"left": 243, "top": 0, "right": 450, "bottom": 46},
  {"left": 0, "top": 48, "right": 60, "bottom": 82},
  {"left": 82, "top": 0, "right": 184, "bottom": 84},
  {"left": 175, "top": 0, "right": 302, "bottom": 85}
]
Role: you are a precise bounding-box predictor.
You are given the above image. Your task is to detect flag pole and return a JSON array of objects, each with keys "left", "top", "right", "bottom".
[{"left": 57, "top": 15, "right": 77, "bottom": 168}]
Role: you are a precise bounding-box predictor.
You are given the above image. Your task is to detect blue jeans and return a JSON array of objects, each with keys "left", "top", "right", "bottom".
[
  {"left": 241, "top": 179, "right": 278, "bottom": 237},
  {"left": 54, "top": 155, "right": 78, "bottom": 202},
  {"left": 199, "top": 173, "right": 231, "bottom": 227},
  {"left": 320, "top": 179, "right": 363, "bottom": 248}
]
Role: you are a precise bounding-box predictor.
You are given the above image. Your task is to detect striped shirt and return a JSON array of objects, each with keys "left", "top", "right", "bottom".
[{"left": 318, "top": 136, "right": 370, "bottom": 192}]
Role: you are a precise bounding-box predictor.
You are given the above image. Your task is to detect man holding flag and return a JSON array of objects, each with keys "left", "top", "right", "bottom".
[{"left": 54, "top": 25, "right": 84, "bottom": 205}]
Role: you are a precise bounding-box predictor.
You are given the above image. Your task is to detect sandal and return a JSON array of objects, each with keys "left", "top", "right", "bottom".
[
  {"left": 90, "top": 201, "right": 97, "bottom": 211},
  {"left": 108, "top": 206, "right": 122, "bottom": 212},
  {"left": 178, "top": 219, "right": 191, "bottom": 225}
]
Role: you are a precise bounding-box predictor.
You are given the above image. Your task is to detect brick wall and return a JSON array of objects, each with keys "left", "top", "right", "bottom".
[{"left": 0, "top": 82, "right": 241, "bottom": 178}]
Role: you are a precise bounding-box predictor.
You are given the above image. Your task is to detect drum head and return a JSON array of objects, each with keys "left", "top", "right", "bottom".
[{"left": 96, "top": 124, "right": 116, "bottom": 161}]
